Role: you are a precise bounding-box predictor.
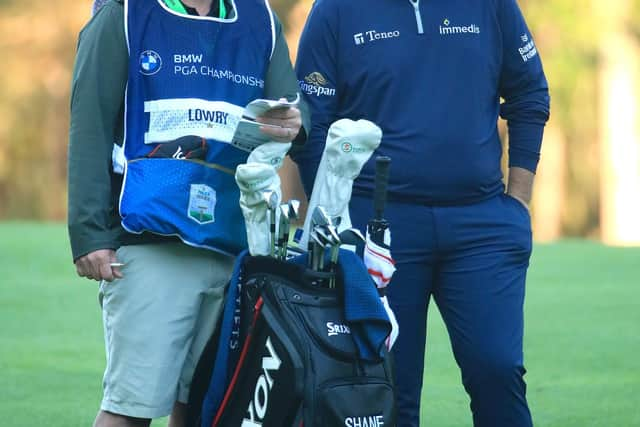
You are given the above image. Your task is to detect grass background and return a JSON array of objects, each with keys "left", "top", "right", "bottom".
[{"left": 0, "top": 222, "right": 638, "bottom": 426}]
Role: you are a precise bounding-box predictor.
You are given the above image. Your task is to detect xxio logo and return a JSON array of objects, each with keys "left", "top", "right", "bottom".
[
  {"left": 243, "top": 337, "right": 281, "bottom": 427},
  {"left": 139, "top": 50, "right": 162, "bottom": 75},
  {"left": 353, "top": 29, "right": 400, "bottom": 45}
]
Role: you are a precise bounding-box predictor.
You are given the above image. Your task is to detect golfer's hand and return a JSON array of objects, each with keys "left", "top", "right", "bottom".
[
  {"left": 75, "top": 249, "right": 123, "bottom": 282},
  {"left": 507, "top": 192, "right": 530, "bottom": 212},
  {"left": 255, "top": 100, "right": 302, "bottom": 143}
]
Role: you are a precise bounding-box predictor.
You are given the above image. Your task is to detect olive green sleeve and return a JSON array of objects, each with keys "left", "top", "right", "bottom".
[
  {"left": 263, "top": 16, "right": 310, "bottom": 146},
  {"left": 67, "top": 0, "right": 127, "bottom": 261}
]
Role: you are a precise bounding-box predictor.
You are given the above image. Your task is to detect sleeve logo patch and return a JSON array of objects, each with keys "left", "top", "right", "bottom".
[{"left": 518, "top": 34, "right": 538, "bottom": 62}]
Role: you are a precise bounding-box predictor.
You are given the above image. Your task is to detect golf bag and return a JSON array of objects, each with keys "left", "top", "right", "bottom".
[{"left": 187, "top": 251, "right": 396, "bottom": 427}]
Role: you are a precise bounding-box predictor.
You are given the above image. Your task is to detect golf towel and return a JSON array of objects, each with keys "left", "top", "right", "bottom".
[{"left": 289, "top": 249, "right": 391, "bottom": 361}]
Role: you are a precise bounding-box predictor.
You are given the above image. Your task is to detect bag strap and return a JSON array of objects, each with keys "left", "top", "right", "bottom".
[{"left": 200, "top": 250, "right": 248, "bottom": 427}]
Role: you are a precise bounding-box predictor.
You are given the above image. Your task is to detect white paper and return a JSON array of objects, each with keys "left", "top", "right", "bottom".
[{"left": 230, "top": 94, "right": 300, "bottom": 152}]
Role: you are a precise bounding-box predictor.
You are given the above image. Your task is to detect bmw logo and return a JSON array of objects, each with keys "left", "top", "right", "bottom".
[{"left": 139, "top": 50, "right": 162, "bottom": 75}]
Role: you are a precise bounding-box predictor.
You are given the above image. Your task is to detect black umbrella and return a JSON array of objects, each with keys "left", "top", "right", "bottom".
[{"left": 368, "top": 156, "right": 391, "bottom": 249}]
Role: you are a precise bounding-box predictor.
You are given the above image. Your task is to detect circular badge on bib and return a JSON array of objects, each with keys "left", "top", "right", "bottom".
[{"left": 139, "top": 50, "right": 162, "bottom": 75}]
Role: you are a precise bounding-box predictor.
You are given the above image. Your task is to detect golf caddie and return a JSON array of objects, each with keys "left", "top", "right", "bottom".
[{"left": 67, "top": 0, "right": 308, "bottom": 425}]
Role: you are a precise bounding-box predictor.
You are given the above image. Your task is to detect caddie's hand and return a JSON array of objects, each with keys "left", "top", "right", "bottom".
[
  {"left": 74, "top": 249, "right": 123, "bottom": 282},
  {"left": 255, "top": 99, "right": 302, "bottom": 143}
]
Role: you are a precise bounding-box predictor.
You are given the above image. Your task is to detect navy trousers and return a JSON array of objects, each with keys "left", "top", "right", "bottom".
[{"left": 350, "top": 193, "right": 534, "bottom": 427}]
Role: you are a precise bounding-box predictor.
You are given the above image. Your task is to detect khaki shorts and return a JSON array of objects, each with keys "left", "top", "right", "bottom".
[{"left": 98, "top": 243, "right": 234, "bottom": 419}]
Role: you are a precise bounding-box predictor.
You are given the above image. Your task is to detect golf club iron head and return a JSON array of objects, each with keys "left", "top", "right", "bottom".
[
  {"left": 288, "top": 199, "right": 300, "bottom": 221},
  {"left": 262, "top": 190, "right": 278, "bottom": 257},
  {"left": 278, "top": 203, "right": 291, "bottom": 260},
  {"left": 338, "top": 228, "right": 365, "bottom": 246}
]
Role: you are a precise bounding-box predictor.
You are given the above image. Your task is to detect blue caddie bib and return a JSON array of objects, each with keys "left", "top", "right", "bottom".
[{"left": 119, "top": 0, "right": 275, "bottom": 255}]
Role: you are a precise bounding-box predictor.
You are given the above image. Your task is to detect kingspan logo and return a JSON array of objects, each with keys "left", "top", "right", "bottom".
[
  {"left": 299, "top": 72, "right": 336, "bottom": 97},
  {"left": 139, "top": 50, "right": 162, "bottom": 75},
  {"left": 439, "top": 18, "right": 480, "bottom": 35},
  {"left": 305, "top": 72, "right": 327, "bottom": 86}
]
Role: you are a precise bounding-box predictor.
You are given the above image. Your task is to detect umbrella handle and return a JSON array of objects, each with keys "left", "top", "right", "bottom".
[{"left": 373, "top": 156, "right": 391, "bottom": 220}]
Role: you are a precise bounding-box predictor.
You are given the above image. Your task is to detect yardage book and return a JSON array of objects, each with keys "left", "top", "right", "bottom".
[{"left": 231, "top": 94, "right": 300, "bottom": 152}]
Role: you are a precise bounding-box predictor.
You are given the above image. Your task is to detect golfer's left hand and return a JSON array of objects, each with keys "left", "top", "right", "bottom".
[{"left": 255, "top": 100, "right": 301, "bottom": 143}]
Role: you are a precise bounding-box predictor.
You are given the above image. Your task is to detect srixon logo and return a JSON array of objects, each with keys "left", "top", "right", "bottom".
[
  {"left": 242, "top": 337, "right": 281, "bottom": 427},
  {"left": 344, "top": 414, "right": 385, "bottom": 427},
  {"left": 327, "top": 321, "right": 351, "bottom": 337}
]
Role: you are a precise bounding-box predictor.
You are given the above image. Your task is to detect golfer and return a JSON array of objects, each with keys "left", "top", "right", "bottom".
[{"left": 293, "top": 0, "right": 550, "bottom": 425}]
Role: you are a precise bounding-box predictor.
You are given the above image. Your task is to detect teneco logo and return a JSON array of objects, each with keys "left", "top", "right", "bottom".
[
  {"left": 353, "top": 29, "right": 400, "bottom": 45},
  {"left": 327, "top": 322, "right": 351, "bottom": 337},
  {"left": 518, "top": 34, "right": 538, "bottom": 62},
  {"left": 299, "top": 72, "right": 336, "bottom": 97},
  {"left": 243, "top": 336, "right": 282, "bottom": 426},
  {"left": 139, "top": 50, "right": 162, "bottom": 75},
  {"left": 439, "top": 18, "right": 480, "bottom": 35}
]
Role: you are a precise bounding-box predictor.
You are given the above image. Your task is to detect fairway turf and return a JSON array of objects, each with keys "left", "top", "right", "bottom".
[{"left": 0, "top": 222, "right": 638, "bottom": 426}]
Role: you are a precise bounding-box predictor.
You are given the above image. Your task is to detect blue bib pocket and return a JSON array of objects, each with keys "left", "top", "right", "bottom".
[{"left": 120, "top": 158, "right": 246, "bottom": 255}]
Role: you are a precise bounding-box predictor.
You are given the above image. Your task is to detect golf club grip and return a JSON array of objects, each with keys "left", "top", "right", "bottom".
[{"left": 373, "top": 156, "right": 391, "bottom": 220}]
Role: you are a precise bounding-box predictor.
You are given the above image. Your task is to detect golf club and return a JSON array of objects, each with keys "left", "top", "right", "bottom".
[{"left": 262, "top": 190, "right": 278, "bottom": 257}]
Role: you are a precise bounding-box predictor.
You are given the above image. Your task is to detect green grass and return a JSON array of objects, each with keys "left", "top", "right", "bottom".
[
  {"left": 1, "top": 222, "right": 639, "bottom": 426},
  {"left": 421, "top": 240, "right": 640, "bottom": 426}
]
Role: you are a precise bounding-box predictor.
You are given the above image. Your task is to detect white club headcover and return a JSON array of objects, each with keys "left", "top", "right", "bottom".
[
  {"left": 235, "top": 163, "right": 281, "bottom": 256},
  {"left": 300, "top": 119, "right": 382, "bottom": 248},
  {"left": 247, "top": 142, "right": 292, "bottom": 171},
  {"left": 380, "top": 295, "right": 399, "bottom": 350},
  {"left": 364, "top": 229, "right": 396, "bottom": 289}
]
